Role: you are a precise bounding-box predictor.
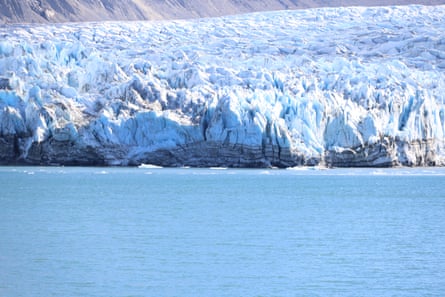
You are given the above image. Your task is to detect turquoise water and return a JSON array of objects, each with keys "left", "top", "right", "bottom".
[{"left": 1, "top": 166, "right": 444, "bottom": 297}]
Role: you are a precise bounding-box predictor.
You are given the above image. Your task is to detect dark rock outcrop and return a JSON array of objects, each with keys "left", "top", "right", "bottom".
[{"left": 1, "top": 0, "right": 445, "bottom": 23}]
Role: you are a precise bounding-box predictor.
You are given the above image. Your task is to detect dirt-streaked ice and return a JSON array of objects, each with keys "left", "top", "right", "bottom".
[{"left": 1, "top": 5, "right": 444, "bottom": 167}]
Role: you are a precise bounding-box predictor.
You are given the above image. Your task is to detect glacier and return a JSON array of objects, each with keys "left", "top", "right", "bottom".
[{"left": 1, "top": 5, "right": 445, "bottom": 167}]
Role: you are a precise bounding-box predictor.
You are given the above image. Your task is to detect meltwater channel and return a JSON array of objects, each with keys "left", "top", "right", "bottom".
[{"left": 1, "top": 166, "right": 444, "bottom": 297}]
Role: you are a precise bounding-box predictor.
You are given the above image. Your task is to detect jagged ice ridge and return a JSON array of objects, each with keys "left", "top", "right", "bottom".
[{"left": 1, "top": 5, "right": 445, "bottom": 167}]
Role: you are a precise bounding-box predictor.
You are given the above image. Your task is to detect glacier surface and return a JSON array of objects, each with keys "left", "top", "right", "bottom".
[{"left": 1, "top": 5, "right": 445, "bottom": 167}]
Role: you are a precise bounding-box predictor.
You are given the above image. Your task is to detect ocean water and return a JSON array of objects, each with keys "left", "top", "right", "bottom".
[{"left": 0, "top": 166, "right": 444, "bottom": 297}]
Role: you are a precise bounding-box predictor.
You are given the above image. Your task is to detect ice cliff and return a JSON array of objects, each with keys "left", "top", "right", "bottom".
[{"left": 1, "top": 5, "right": 445, "bottom": 167}]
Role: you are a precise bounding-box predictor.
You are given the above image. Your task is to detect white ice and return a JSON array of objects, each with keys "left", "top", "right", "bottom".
[{"left": 0, "top": 5, "right": 445, "bottom": 165}]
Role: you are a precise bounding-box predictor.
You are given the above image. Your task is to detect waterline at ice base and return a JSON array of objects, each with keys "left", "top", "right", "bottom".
[{"left": 1, "top": 5, "right": 445, "bottom": 167}]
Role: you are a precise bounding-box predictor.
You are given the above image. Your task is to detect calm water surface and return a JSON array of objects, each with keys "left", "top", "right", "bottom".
[{"left": 0, "top": 166, "right": 444, "bottom": 297}]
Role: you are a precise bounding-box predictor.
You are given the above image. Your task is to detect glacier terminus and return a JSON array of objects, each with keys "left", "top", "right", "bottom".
[{"left": 1, "top": 5, "right": 445, "bottom": 167}]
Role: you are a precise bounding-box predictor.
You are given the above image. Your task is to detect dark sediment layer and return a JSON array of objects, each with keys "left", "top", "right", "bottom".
[
  {"left": 1, "top": 135, "right": 442, "bottom": 168},
  {"left": 325, "top": 137, "right": 441, "bottom": 167}
]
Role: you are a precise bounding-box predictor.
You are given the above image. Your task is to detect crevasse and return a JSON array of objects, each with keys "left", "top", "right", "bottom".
[{"left": 1, "top": 5, "right": 445, "bottom": 167}]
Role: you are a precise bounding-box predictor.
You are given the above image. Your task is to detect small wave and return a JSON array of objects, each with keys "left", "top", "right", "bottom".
[{"left": 371, "top": 169, "right": 387, "bottom": 175}]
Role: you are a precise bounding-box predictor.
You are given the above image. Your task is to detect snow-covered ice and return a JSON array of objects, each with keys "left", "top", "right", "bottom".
[{"left": 1, "top": 5, "right": 445, "bottom": 167}]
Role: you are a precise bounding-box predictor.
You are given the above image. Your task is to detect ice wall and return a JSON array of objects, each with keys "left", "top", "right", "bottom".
[{"left": 1, "top": 5, "right": 445, "bottom": 167}]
